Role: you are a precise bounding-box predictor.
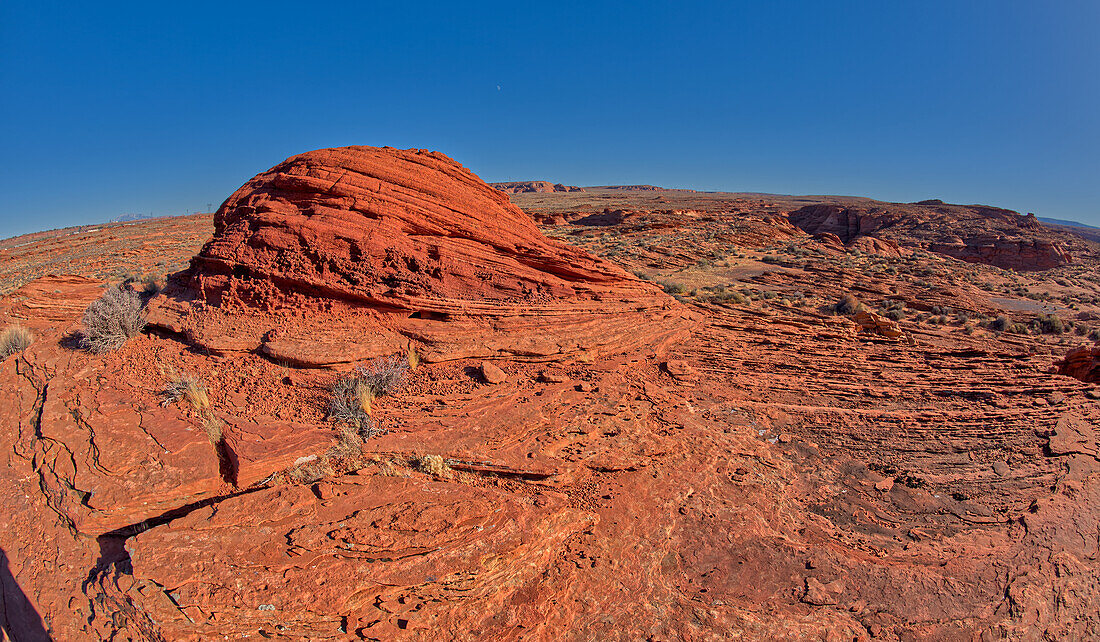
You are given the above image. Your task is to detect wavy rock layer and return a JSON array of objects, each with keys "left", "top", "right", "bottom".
[{"left": 147, "top": 146, "right": 688, "bottom": 366}]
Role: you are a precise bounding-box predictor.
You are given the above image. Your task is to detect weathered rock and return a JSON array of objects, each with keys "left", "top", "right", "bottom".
[
  {"left": 480, "top": 360, "right": 507, "bottom": 384},
  {"left": 789, "top": 203, "right": 1073, "bottom": 270},
  {"left": 1057, "top": 344, "right": 1100, "bottom": 383},
  {"left": 853, "top": 309, "right": 905, "bottom": 339},
  {"left": 491, "top": 180, "right": 584, "bottom": 193},
  {"left": 147, "top": 146, "right": 690, "bottom": 366},
  {"left": 663, "top": 359, "right": 699, "bottom": 382}
]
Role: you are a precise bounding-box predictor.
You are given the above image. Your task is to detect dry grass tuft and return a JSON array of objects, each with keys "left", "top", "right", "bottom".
[
  {"left": 0, "top": 324, "right": 34, "bottom": 359},
  {"left": 81, "top": 286, "right": 146, "bottom": 353},
  {"left": 416, "top": 454, "right": 451, "bottom": 478},
  {"left": 160, "top": 366, "right": 221, "bottom": 443}
]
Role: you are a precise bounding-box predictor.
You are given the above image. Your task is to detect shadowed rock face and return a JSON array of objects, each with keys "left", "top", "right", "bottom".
[
  {"left": 146, "top": 146, "right": 690, "bottom": 365},
  {"left": 789, "top": 203, "right": 1072, "bottom": 271},
  {"left": 1059, "top": 344, "right": 1100, "bottom": 383}
]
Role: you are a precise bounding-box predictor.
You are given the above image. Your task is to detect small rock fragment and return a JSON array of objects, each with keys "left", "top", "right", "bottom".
[
  {"left": 992, "top": 460, "right": 1010, "bottom": 476},
  {"left": 801, "top": 577, "right": 844, "bottom": 605},
  {"left": 576, "top": 381, "right": 597, "bottom": 392},
  {"left": 480, "top": 361, "right": 507, "bottom": 384},
  {"left": 663, "top": 359, "right": 700, "bottom": 382}
]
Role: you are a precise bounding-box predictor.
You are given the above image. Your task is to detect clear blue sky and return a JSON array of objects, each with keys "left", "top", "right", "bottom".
[{"left": 2, "top": 1, "right": 1098, "bottom": 238}]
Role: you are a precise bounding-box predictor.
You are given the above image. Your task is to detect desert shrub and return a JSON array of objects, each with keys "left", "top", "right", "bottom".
[
  {"left": 328, "top": 374, "right": 376, "bottom": 433},
  {"left": 884, "top": 309, "right": 905, "bottom": 321},
  {"left": 0, "top": 324, "right": 33, "bottom": 359},
  {"left": 160, "top": 371, "right": 209, "bottom": 409},
  {"left": 1008, "top": 323, "right": 1030, "bottom": 335},
  {"left": 141, "top": 275, "right": 161, "bottom": 296},
  {"left": 660, "top": 281, "right": 686, "bottom": 295},
  {"left": 1034, "top": 314, "right": 1064, "bottom": 334},
  {"left": 159, "top": 368, "right": 222, "bottom": 443},
  {"left": 416, "top": 454, "right": 451, "bottom": 477},
  {"left": 328, "top": 354, "right": 409, "bottom": 437},
  {"left": 81, "top": 286, "right": 146, "bottom": 353},
  {"left": 1090, "top": 328, "right": 1100, "bottom": 341},
  {"left": 989, "top": 315, "right": 1010, "bottom": 332},
  {"left": 834, "top": 294, "right": 862, "bottom": 315}
]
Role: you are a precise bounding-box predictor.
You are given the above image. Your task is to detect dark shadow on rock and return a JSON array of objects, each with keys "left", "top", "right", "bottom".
[
  {"left": 571, "top": 211, "right": 625, "bottom": 227},
  {"left": 1, "top": 546, "right": 49, "bottom": 641},
  {"left": 58, "top": 331, "right": 85, "bottom": 351}
]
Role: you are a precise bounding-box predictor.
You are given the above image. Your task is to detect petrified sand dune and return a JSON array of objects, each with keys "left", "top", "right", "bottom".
[{"left": 147, "top": 146, "right": 689, "bottom": 366}]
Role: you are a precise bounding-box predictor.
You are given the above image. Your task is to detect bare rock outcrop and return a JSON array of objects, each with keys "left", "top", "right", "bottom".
[
  {"left": 491, "top": 180, "right": 584, "bottom": 193},
  {"left": 789, "top": 203, "right": 1074, "bottom": 270},
  {"left": 147, "top": 146, "right": 690, "bottom": 365},
  {"left": 1058, "top": 344, "right": 1100, "bottom": 383}
]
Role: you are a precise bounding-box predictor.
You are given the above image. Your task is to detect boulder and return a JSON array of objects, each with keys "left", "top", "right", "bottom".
[
  {"left": 852, "top": 310, "right": 904, "bottom": 339},
  {"left": 480, "top": 360, "right": 507, "bottom": 384},
  {"left": 1057, "top": 344, "right": 1100, "bottom": 384}
]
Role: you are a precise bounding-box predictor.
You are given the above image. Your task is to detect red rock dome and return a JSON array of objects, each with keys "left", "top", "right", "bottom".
[{"left": 147, "top": 146, "right": 689, "bottom": 365}]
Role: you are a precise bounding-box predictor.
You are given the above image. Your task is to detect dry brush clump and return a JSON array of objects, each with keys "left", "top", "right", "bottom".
[
  {"left": 81, "top": 286, "right": 146, "bottom": 353},
  {"left": 0, "top": 324, "right": 34, "bottom": 359},
  {"left": 328, "top": 353, "right": 410, "bottom": 438},
  {"left": 834, "top": 294, "right": 863, "bottom": 315},
  {"left": 416, "top": 454, "right": 451, "bottom": 478}
]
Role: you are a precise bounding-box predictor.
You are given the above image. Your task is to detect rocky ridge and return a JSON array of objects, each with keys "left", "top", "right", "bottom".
[
  {"left": 490, "top": 181, "right": 584, "bottom": 194},
  {"left": 789, "top": 203, "right": 1076, "bottom": 270}
]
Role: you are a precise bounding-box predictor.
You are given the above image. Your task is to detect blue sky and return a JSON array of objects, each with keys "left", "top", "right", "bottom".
[{"left": 2, "top": 1, "right": 1098, "bottom": 238}]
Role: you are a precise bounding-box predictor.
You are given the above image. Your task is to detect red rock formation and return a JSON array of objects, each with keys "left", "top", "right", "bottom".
[
  {"left": 789, "top": 203, "right": 1073, "bottom": 270},
  {"left": 490, "top": 180, "right": 584, "bottom": 193},
  {"left": 852, "top": 309, "right": 904, "bottom": 339},
  {"left": 147, "top": 146, "right": 689, "bottom": 366},
  {"left": 1058, "top": 344, "right": 1100, "bottom": 383}
]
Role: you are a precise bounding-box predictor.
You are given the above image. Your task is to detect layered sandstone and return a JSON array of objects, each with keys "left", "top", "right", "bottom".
[
  {"left": 1058, "top": 344, "right": 1100, "bottom": 383},
  {"left": 490, "top": 180, "right": 584, "bottom": 193},
  {"left": 146, "top": 146, "right": 689, "bottom": 366},
  {"left": 789, "top": 203, "right": 1073, "bottom": 270}
]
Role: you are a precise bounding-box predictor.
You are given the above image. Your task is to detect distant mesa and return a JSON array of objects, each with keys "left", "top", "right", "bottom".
[
  {"left": 788, "top": 202, "right": 1073, "bottom": 271},
  {"left": 147, "top": 146, "right": 690, "bottom": 366},
  {"left": 588, "top": 185, "right": 696, "bottom": 192},
  {"left": 491, "top": 181, "right": 584, "bottom": 194}
]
